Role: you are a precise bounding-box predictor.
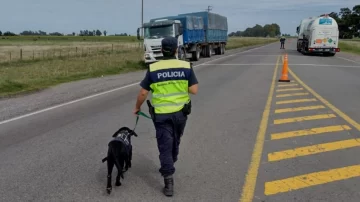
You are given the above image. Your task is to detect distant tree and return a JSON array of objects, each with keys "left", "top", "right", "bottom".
[
  {"left": 96, "top": 29, "right": 102, "bottom": 36},
  {"left": 3, "top": 31, "right": 16, "bottom": 36},
  {"left": 72, "top": 32, "right": 75, "bottom": 36},
  {"left": 104, "top": 30, "right": 107, "bottom": 36},
  {"left": 0, "top": 31, "right": 2, "bottom": 36},
  {"left": 327, "top": 4, "right": 360, "bottom": 38},
  {"left": 49, "top": 32, "right": 63, "bottom": 36},
  {"left": 228, "top": 23, "right": 281, "bottom": 37}
]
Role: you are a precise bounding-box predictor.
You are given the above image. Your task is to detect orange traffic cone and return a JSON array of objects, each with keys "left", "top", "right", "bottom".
[{"left": 278, "top": 54, "right": 290, "bottom": 82}]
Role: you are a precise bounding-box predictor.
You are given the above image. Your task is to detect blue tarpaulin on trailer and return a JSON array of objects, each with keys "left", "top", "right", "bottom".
[{"left": 178, "top": 11, "right": 228, "bottom": 43}]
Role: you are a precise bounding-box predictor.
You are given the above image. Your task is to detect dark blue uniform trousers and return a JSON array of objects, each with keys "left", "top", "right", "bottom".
[{"left": 153, "top": 110, "right": 187, "bottom": 177}]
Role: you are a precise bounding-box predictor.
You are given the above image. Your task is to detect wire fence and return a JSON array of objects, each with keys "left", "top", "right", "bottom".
[{"left": 0, "top": 43, "right": 143, "bottom": 63}]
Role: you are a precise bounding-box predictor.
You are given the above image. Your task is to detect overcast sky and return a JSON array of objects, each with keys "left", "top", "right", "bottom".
[{"left": 0, "top": 0, "right": 358, "bottom": 36}]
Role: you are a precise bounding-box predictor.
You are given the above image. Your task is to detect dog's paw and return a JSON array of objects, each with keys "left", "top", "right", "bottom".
[
  {"left": 106, "top": 187, "right": 112, "bottom": 194},
  {"left": 115, "top": 181, "right": 122, "bottom": 186}
]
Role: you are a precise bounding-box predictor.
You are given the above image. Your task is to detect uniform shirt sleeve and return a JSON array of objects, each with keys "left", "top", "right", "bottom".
[
  {"left": 140, "top": 70, "right": 152, "bottom": 91},
  {"left": 188, "top": 67, "right": 199, "bottom": 87}
]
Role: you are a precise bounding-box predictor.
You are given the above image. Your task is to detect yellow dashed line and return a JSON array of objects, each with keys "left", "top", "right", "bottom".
[
  {"left": 278, "top": 84, "right": 298, "bottom": 87},
  {"left": 275, "top": 105, "right": 325, "bottom": 113},
  {"left": 274, "top": 114, "right": 336, "bottom": 124},
  {"left": 288, "top": 68, "right": 360, "bottom": 131},
  {"left": 239, "top": 55, "right": 281, "bottom": 202},
  {"left": 268, "top": 138, "right": 360, "bottom": 162},
  {"left": 276, "top": 93, "right": 309, "bottom": 98},
  {"left": 276, "top": 98, "right": 317, "bottom": 105},
  {"left": 276, "top": 88, "right": 303, "bottom": 92},
  {"left": 264, "top": 164, "right": 360, "bottom": 195},
  {"left": 271, "top": 125, "right": 352, "bottom": 140}
]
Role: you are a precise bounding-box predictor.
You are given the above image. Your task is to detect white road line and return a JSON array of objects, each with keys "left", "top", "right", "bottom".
[
  {"left": 336, "top": 56, "right": 360, "bottom": 65},
  {"left": 200, "top": 63, "right": 276, "bottom": 66},
  {"left": 201, "top": 63, "right": 360, "bottom": 68},
  {"left": 0, "top": 43, "right": 274, "bottom": 125}
]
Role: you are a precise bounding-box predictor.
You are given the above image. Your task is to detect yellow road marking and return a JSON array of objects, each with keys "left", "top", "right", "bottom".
[
  {"left": 239, "top": 55, "right": 281, "bottom": 202},
  {"left": 275, "top": 105, "right": 325, "bottom": 113},
  {"left": 274, "top": 114, "right": 336, "bottom": 124},
  {"left": 268, "top": 138, "right": 360, "bottom": 162},
  {"left": 264, "top": 164, "right": 360, "bottom": 195},
  {"left": 288, "top": 68, "right": 360, "bottom": 131},
  {"left": 278, "top": 84, "right": 298, "bottom": 87},
  {"left": 276, "top": 93, "right": 309, "bottom": 98},
  {"left": 271, "top": 125, "right": 352, "bottom": 140},
  {"left": 276, "top": 98, "right": 317, "bottom": 105},
  {"left": 276, "top": 88, "right": 303, "bottom": 92}
]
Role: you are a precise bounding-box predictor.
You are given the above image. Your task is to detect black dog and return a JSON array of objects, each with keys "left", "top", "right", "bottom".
[{"left": 102, "top": 126, "right": 138, "bottom": 194}]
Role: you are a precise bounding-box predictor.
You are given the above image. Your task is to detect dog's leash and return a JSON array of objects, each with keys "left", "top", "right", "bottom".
[{"left": 133, "top": 111, "right": 152, "bottom": 131}]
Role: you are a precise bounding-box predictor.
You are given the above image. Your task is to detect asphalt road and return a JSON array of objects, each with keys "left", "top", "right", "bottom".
[{"left": 1, "top": 40, "right": 360, "bottom": 202}]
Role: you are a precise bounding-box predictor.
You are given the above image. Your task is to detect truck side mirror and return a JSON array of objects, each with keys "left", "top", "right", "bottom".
[{"left": 296, "top": 26, "right": 299, "bottom": 34}]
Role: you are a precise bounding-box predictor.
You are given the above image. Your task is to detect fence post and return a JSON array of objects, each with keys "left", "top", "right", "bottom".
[
  {"left": 9, "top": 52, "right": 11, "bottom": 61},
  {"left": 76, "top": 47, "right": 78, "bottom": 56},
  {"left": 33, "top": 50, "right": 35, "bottom": 60},
  {"left": 112, "top": 44, "right": 114, "bottom": 52},
  {"left": 20, "top": 49, "right": 23, "bottom": 60}
]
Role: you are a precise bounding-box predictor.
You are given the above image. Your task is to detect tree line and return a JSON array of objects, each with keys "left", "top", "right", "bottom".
[
  {"left": 228, "top": 23, "right": 282, "bottom": 37},
  {"left": 0, "top": 30, "right": 130, "bottom": 36},
  {"left": 328, "top": 4, "right": 360, "bottom": 38}
]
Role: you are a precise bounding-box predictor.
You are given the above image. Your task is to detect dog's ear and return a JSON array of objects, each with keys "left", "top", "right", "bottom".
[{"left": 112, "top": 128, "right": 122, "bottom": 137}]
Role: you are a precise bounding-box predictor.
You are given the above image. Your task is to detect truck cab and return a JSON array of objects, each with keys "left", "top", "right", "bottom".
[{"left": 137, "top": 19, "right": 184, "bottom": 64}]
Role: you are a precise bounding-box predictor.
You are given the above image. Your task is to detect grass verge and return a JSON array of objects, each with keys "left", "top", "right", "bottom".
[
  {"left": 339, "top": 40, "right": 360, "bottom": 55},
  {"left": 0, "top": 37, "right": 277, "bottom": 98}
]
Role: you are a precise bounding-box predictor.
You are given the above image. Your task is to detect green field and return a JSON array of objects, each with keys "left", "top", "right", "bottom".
[
  {"left": 0, "top": 35, "right": 138, "bottom": 46},
  {"left": 339, "top": 39, "right": 360, "bottom": 55},
  {"left": 0, "top": 36, "right": 277, "bottom": 97}
]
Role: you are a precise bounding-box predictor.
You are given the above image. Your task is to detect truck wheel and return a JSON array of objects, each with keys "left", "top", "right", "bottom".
[
  {"left": 222, "top": 44, "right": 225, "bottom": 54},
  {"left": 220, "top": 44, "right": 224, "bottom": 55},
  {"left": 206, "top": 45, "right": 212, "bottom": 58},
  {"left": 192, "top": 47, "right": 200, "bottom": 61}
]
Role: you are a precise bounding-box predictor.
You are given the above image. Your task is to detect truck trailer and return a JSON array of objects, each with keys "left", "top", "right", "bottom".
[
  {"left": 137, "top": 11, "right": 228, "bottom": 64},
  {"left": 296, "top": 14, "right": 340, "bottom": 56}
]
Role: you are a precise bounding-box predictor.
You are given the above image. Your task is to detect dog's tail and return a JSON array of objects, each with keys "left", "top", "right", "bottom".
[{"left": 102, "top": 157, "right": 108, "bottom": 163}]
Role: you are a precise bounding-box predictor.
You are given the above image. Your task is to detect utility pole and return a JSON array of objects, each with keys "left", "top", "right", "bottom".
[{"left": 206, "top": 6, "right": 212, "bottom": 12}]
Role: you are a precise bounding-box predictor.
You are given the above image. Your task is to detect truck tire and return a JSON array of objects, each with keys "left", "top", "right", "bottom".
[
  {"left": 192, "top": 46, "right": 200, "bottom": 61},
  {"left": 206, "top": 45, "right": 212, "bottom": 58},
  {"left": 221, "top": 44, "right": 225, "bottom": 55}
]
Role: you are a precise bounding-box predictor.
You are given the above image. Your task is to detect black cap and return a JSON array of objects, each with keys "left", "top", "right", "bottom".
[{"left": 161, "top": 37, "right": 178, "bottom": 53}]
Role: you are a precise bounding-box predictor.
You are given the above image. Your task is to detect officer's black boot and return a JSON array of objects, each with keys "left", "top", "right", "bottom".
[{"left": 163, "top": 175, "right": 174, "bottom": 197}]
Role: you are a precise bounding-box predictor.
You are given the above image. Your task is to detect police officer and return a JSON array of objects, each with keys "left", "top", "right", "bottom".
[
  {"left": 133, "top": 36, "right": 198, "bottom": 197},
  {"left": 280, "top": 36, "right": 286, "bottom": 49}
]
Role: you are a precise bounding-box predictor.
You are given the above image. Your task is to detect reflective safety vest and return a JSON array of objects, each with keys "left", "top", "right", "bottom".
[{"left": 149, "top": 59, "right": 191, "bottom": 114}]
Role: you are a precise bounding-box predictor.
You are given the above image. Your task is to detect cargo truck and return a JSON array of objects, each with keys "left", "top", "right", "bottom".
[
  {"left": 296, "top": 14, "right": 340, "bottom": 56},
  {"left": 137, "top": 11, "right": 228, "bottom": 64}
]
